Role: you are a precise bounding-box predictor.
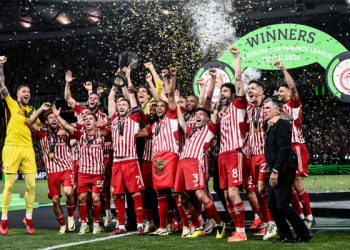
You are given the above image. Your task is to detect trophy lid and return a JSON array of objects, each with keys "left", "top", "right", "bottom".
[{"left": 118, "top": 51, "right": 139, "bottom": 70}]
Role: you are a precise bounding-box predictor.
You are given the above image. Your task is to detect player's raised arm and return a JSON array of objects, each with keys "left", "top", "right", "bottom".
[
  {"left": 167, "top": 66, "right": 177, "bottom": 110},
  {"left": 0, "top": 56, "right": 9, "bottom": 99},
  {"left": 275, "top": 60, "right": 298, "bottom": 100},
  {"left": 211, "top": 98, "right": 221, "bottom": 124},
  {"left": 204, "top": 68, "right": 218, "bottom": 109},
  {"left": 52, "top": 105, "right": 75, "bottom": 135},
  {"left": 83, "top": 81, "right": 93, "bottom": 96},
  {"left": 175, "top": 89, "right": 186, "bottom": 132},
  {"left": 145, "top": 72, "right": 161, "bottom": 102},
  {"left": 161, "top": 69, "right": 170, "bottom": 102},
  {"left": 64, "top": 70, "right": 77, "bottom": 108},
  {"left": 231, "top": 47, "right": 244, "bottom": 97},
  {"left": 123, "top": 66, "right": 138, "bottom": 109},
  {"left": 108, "top": 86, "right": 118, "bottom": 117},
  {"left": 27, "top": 102, "right": 51, "bottom": 125}
]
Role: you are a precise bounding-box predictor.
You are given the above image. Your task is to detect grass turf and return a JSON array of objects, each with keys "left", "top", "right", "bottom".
[
  {"left": 0, "top": 175, "right": 349, "bottom": 204},
  {"left": 0, "top": 230, "right": 349, "bottom": 250}
]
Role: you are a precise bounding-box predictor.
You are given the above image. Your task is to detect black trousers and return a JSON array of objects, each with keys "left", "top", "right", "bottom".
[{"left": 268, "top": 168, "right": 310, "bottom": 240}]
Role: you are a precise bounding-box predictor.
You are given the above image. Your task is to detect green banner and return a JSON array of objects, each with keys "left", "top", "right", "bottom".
[
  {"left": 218, "top": 23, "right": 347, "bottom": 70},
  {"left": 193, "top": 23, "right": 350, "bottom": 103}
]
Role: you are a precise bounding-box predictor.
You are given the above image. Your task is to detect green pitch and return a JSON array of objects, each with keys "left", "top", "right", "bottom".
[
  {"left": 1, "top": 175, "right": 349, "bottom": 205},
  {"left": 0, "top": 230, "right": 349, "bottom": 250}
]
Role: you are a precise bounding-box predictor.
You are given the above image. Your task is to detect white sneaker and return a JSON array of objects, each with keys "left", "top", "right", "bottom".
[
  {"left": 68, "top": 216, "right": 76, "bottom": 231},
  {"left": 103, "top": 216, "right": 113, "bottom": 228},
  {"left": 263, "top": 223, "right": 277, "bottom": 240},
  {"left": 204, "top": 219, "right": 214, "bottom": 235},
  {"left": 58, "top": 225, "right": 66, "bottom": 234},
  {"left": 166, "top": 223, "right": 173, "bottom": 234},
  {"left": 144, "top": 221, "right": 156, "bottom": 234},
  {"left": 93, "top": 224, "right": 101, "bottom": 234},
  {"left": 79, "top": 223, "right": 89, "bottom": 234},
  {"left": 181, "top": 226, "right": 191, "bottom": 237},
  {"left": 149, "top": 228, "right": 169, "bottom": 236},
  {"left": 304, "top": 218, "right": 316, "bottom": 229}
]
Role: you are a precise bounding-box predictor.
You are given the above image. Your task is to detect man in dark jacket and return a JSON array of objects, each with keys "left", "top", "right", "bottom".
[{"left": 263, "top": 97, "right": 311, "bottom": 243}]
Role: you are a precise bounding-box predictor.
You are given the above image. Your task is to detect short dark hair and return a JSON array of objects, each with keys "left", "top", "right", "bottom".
[
  {"left": 16, "top": 84, "right": 30, "bottom": 92},
  {"left": 186, "top": 95, "right": 199, "bottom": 101},
  {"left": 264, "top": 97, "right": 283, "bottom": 111},
  {"left": 86, "top": 113, "right": 98, "bottom": 121},
  {"left": 196, "top": 107, "right": 211, "bottom": 117},
  {"left": 138, "top": 86, "right": 151, "bottom": 96},
  {"left": 278, "top": 83, "right": 289, "bottom": 90},
  {"left": 118, "top": 98, "right": 131, "bottom": 106},
  {"left": 221, "top": 83, "right": 235, "bottom": 95},
  {"left": 43, "top": 109, "right": 54, "bottom": 121},
  {"left": 248, "top": 80, "right": 264, "bottom": 89}
]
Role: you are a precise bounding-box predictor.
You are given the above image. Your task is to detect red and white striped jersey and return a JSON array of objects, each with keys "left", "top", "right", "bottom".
[
  {"left": 74, "top": 104, "right": 108, "bottom": 124},
  {"left": 283, "top": 97, "right": 305, "bottom": 144},
  {"left": 34, "top": 127, "right": 72, "bottom": 174},
  {"left": 179, "top": 108, "right": 197, "bottom": 153},
  {"left": 71, "top": 143, "right": 78, "bottom": 161},
  {"left": 180, "top": 121, "right": 217, "bottom": 162},
  {"left": 184, "top": 110, "right": 197, "bottom": 128},
  {"left": 247, "top": 103, "right": 266, "bottom": 155},
  {"left": 219, "top": 97, "right": 247, "bottom": 154},
  {"left": 143, "top": 138, "right": 153, "bottom": 161},
  {"left": 141, "top": 114, "right": 154, "bottom": 161},
  {"left": 72, "top": 130, "right": 105, "bottom": 175},
  {"left": 110, "top": 112, "right": 140, "bottom": 159},
  {"left": 146, "top": 108, "right": 179, "bottom": 156}
]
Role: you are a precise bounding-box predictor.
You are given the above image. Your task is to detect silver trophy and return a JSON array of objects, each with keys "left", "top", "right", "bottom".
[{"left": 114, "top": 51, "right": 139, "bottom": 88}]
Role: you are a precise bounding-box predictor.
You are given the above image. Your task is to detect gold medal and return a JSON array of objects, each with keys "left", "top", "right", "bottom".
[
  {"left": 254, "top": 127, "right": 260, "bottom": 133},
  {"left": 120, "top": 136, "right": 124, "bottom": 141},
  {"left": 48, "top": 152, "right": 55, "bottom": 159}
]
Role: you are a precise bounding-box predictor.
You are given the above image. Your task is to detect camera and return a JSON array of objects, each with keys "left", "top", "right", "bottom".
[{"left": 0, "top": 56, "right": 6, "bottom": 61}]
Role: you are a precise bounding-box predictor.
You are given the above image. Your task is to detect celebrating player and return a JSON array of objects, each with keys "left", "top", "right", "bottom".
[
  {"left": 0, "top": 57, "right": 38, "bottom": 236},
  {"left": 137, "top": 67, "right": 179, "bottom": 236},
  {"left": 107, "top": 67, "right": 145, "bottom": 236},
  {"left": 52, "top": 105, "right": 107, "bottom": 234},
  {"left": 217, "top": 47, "right": 248, "bottom": 242},
  {"left": 175, "top": 68, "right": 226, "bottom": 238},
  {"left": 246, "top": 80, "right": 277, "bottom": 239},
  {"left": 28, "top": 104, "right": 76, "bottom": 234}
]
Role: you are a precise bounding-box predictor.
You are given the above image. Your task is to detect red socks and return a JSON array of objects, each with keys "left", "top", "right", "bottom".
[
  {"left": 56, "top": 214, "right": 65, "bottom": 226},
  {"left": 158, "top": 194, "right": 168, "bottom": 228},
  {"left": 132, "top": 193, "right": 144, "bottom": 224},
  {"left": 291, "top": 190, "right": 303, "bottom": 216},
  {"left": 184, "top": 205, "right": 201, "bottom": 228},
  {"left": 93, "top": 203, "right": 101, "bottom": 223},
  {"left": 298, "top": 188, "right": 312, "bottom": 216},
  {"left": 233, "top": 202, "right": 245, "bottom": 228},
  {"left": 114, "top": 195, "right": 126, "bottom": 225},
  {"left": 175, "top": 198, "right": 189, "bottom": 227},
  {"left": 66, "top": 205, "right": 75, "bottom": 217},
  {"left": 204, "top": 199, "right": 221, "bottom": 225},
  {"left": 78, "top": 204, "right": 87, "bottom": 223},
  {"left": 257, "top": 193, "right": 271, "bottom": 223},
  {"left": 226, "top": 201, "right": 237, "bottom": 226}
]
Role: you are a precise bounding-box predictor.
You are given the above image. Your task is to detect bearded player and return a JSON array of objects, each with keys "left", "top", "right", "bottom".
[
  {"left": 137, "top": 67, "right": 180, "bottom": 236},
  {"left": 107, "top": 67, "right": 145, "bottom": 236},
  {"left": 218, "top": 47, "right": 248, "bottom": 242},
  {"left": 28, "top": 104, "right": 76, "bottom": 234},
  {"left": 0, "top": 57, "right": 39, "bottom": 235}
]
